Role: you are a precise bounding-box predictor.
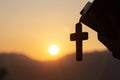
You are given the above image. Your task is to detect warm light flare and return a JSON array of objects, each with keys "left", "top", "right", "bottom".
[{"left": 48, "top": 45, "right": 59, "bottom": 55}]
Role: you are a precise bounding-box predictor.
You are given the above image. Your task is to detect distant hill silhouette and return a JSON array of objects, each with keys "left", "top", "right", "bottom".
[{"left": 0, "top": 50, "right": 120, "bottom": 80}]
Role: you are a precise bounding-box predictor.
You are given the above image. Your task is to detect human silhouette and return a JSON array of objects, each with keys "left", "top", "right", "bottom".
[{"left": 71, "top": 0, "right": 120, "bottom": 61}]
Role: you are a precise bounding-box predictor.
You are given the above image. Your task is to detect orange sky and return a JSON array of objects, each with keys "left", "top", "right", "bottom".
[{"left": 0, "top": 0, "right": 107, "bottom": 61}]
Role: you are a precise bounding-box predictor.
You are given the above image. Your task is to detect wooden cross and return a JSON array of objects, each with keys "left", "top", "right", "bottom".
[{"left": 70, "top": 23, "right": 88, "bottom": 61}]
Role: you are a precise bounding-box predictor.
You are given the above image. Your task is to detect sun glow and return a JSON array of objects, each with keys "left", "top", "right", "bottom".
[{"left": 48, "top": 45, "right": 59, "bottom": 55}]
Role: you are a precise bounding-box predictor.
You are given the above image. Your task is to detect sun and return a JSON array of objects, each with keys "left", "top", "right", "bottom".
[{"left": 48, "top": 45, "right": 59, "bottom": 55}]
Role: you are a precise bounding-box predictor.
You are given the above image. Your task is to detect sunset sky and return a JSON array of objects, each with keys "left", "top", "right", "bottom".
[{"left": 0, "top": 0, "right": 107, "bottom": 61}]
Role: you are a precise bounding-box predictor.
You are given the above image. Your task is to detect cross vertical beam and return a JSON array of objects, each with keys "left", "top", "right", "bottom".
[{"left": 70, "top": 23, "right": 88, "bottom": 61}]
